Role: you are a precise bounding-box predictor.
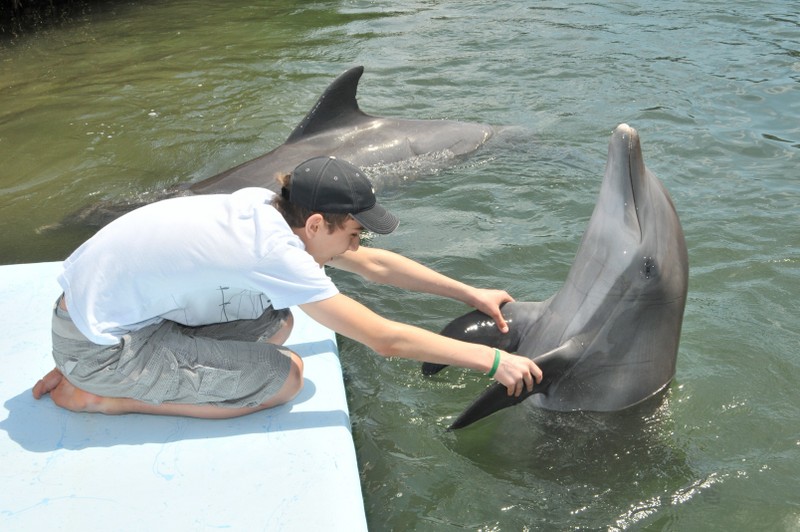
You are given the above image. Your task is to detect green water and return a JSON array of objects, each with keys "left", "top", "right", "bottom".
[{"left": 2, "top": 1, "right": 798, "bottom": 530}]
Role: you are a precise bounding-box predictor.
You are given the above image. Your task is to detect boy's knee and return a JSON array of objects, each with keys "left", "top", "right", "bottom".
[
  {"left": 285, "top": 354, "right": 304, "bottom": 395},
  {"left": 264, "top": 352, "right": 303, "bottom": 409}
]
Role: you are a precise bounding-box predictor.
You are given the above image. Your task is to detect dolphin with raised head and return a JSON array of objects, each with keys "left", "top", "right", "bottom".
[
  {"left": 188, "top": 65, "right": 495, "bottom": 195},
  {"left": 423, "top": 124, "right": 688, "bottom": 430}
]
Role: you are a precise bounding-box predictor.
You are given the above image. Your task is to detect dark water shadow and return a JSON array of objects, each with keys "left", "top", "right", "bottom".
[{"left": 1, "top": 0, "right": 129, "bottom": 40}]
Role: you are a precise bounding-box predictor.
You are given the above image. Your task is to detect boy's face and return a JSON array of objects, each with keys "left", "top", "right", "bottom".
[{"left": 306, "top": 217, "right": 364, "bottom": 267}]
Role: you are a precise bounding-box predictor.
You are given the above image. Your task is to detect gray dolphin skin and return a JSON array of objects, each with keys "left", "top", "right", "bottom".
[
  {"left": 423, "top": 124, "right": 689, "bottom": 430},
  {"left": 54, "top": 66, "right": 494, "bottom": 230},
  {"left": 188, "top": 65, "right": 495, "bottom": 194}
]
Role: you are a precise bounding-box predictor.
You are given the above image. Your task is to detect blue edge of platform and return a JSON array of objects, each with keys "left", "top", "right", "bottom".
[{"left": 0, "top": 262, "right": 368, "bottom": 531}]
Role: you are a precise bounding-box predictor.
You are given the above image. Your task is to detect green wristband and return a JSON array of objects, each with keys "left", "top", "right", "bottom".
[{"left": 486, "top": 348, "right": 501, "bottom": 378}]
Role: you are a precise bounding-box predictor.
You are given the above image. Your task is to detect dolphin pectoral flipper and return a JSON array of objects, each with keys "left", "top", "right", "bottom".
[
  {"left": 421, "top": 362, "right": 451, "bottom": 376},
  {"left": 447, "top": 384, "right": 520, "bottom": 430},
  {"left": 421, "top": 308, "right": 506, "bottom": 376},
  {"left": 421, "top": 302, "right": 541, "bottom": 376},
  {"left": 448, "top": 337, "right": 581, "bottom": 430}
]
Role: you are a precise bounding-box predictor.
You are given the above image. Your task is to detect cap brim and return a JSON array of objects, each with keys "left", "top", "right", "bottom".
[{"left": 352, "top": 203, "right": 399, "bottom": 235}]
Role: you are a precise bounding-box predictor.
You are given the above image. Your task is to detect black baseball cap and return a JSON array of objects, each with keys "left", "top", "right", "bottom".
[{"left": 286, "top": 156, "right": 399, "bottom": 234}]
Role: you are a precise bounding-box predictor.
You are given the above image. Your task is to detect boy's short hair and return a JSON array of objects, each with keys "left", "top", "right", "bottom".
[{"left": 271, "top": 172, "right": 351, "bottom": 232}]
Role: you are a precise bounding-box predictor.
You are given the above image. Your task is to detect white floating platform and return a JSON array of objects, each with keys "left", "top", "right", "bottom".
[{"left": 0, "top": 262, "right": 367, "bottom": 531}]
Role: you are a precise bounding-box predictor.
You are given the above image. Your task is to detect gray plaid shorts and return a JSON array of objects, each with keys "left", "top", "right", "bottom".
[{"left": 51, "top": 296, "right": 293, "bottom": 408}]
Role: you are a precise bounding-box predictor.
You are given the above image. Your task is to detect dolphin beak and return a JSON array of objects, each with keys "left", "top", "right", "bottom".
[{"left": 603, "top": 123, "right": 648, "bottom": 239}]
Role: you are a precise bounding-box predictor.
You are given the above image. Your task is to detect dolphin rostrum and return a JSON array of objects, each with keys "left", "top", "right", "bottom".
[
  {"left": 53, "top": 66, "right": 494, "bottom": 230},
  {"left": 188, "top": 65, "right": 495, "bottom": 195},
  {"left": 423, "top": 124, "right": 688, "bottom": 430}
]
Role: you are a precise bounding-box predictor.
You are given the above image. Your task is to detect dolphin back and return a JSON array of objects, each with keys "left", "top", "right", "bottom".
[
  {"left": 187, "top": 67, "right": 371, "bottom": 195},
  {"left": 285, "top": 66, "right": 369, "bottom": 142},
  {"left": 189, "top": 66, "right": 494, "bottom": 196}
]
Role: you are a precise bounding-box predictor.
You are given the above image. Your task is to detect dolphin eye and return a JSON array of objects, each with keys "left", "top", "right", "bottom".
[{"left": 641, "top": 256, "right": 657, "bottom": 279}]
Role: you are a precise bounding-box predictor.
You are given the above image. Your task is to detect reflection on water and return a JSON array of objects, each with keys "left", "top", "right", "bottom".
[
  {"left": 449, "top": 392, "right": 699, "bottom": 528},
  {"left": 454, "top": 391, "right": 682, "bottom": 480}
]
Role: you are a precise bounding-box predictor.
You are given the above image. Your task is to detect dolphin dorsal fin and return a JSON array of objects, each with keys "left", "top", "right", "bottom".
[{"left": 285, "top": 66, "right": 370, "bottom": 143}]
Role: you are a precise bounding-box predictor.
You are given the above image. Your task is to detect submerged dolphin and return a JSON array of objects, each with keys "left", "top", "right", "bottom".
[
  {"left": 423, "top": 124, "right": 688, "bottom": 430},
  {"left": 188, "top": 65, "right": 495, "bottom": 194},
  {"left": 51, "top": 66, "right": 494, "bottom": 230}
]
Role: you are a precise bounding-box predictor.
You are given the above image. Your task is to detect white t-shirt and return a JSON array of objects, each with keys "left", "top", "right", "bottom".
[{"left": 58, "top": 188, "right": 338, "bottom": 345}]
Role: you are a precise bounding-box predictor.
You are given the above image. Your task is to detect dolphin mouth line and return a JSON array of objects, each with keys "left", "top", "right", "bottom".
[
  {"left": 624, "top": 132, "right": 644, "bottom": 242},
  {"left": 631, "top": 168, "right": 643, "bottom": 242}
]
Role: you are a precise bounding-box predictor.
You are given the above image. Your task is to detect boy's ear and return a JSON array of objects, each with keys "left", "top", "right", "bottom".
[{"left": 304, "top": 213, "right": 325, "bottom": 238}]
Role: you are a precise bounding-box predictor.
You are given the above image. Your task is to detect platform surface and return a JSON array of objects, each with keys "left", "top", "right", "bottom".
[{"left": 0, "top": 262, "right": 367, "bottom": 531}]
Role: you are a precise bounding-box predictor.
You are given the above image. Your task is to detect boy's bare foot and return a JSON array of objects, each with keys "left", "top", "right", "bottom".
[
  {"left": 32, "top": 367, "right": 64, "bottom": 399},
  {"left": 32, "top": 367, "right": 102, "bottom": 412}
]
